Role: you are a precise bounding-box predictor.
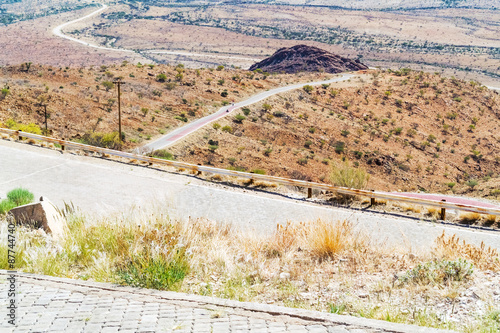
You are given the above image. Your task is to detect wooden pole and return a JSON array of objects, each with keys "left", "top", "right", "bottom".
[{"left": 113, "top": 79, "right": 125, "bottom": 142}]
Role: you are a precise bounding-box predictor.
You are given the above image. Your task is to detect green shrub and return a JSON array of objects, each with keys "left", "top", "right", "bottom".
[
  {"left": 251, "top": 169, "right": 266, "bottom": 175},
  {"left": 213, "top": 123, "right": 221, "bottom": 130},
  {"left": 466, "top": 179, "right": 478, "bottom": 188},
  {"left": 80, "top": 132, "right": 122, "bottom": 150},
  {"left": 234, "top": 114, "right": 246, "bottom": 123},
  {"left": 330, "top": 160, "right": 369, "bottom": 189},
  {"left": 303, "top": 85, "right": 314, "bottom": 93},
  {"left": 242, "top": 108, "right": 251, "bottom": 116},
  {"left": 7, "top": 188, "right": 34, "bottom": 206},
  {"left": 0, "top": 200, "right": 16, "bottom": 215},
  {"left": 399, "top": 259, "right": 473, "bottom": 285},
  {"left": 117, "top": 251, "right": 189, "bottom": 290},
  {"left": 151, "top": 150, "right": 174, "bottom": 161},
  {"left": 221, "top": 125, "right": 233, "bottom": 133},
  {"left": 156, "top": 73, "right": 167, "bottom": 82}
]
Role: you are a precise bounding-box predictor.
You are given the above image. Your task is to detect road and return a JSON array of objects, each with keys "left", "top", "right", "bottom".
[
  {"left": 141, "top": 74, "right": 354, "bottom": 152},
  {"left": 1, "top": 139, "right": 500, "bottom": 252},
  {"left": 52, "top": 4, "right": 261, "bottom": 61}
]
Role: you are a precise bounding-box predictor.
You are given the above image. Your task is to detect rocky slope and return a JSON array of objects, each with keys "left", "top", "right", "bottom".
[{"left": 249, "top": 45, "right": 368, "bottom": 74}]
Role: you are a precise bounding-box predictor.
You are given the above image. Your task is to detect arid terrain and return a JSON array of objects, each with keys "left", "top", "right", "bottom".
[
  {"left": 0, "top": 63, "right": 331, "bottom": 148},
  {"left": 169, "top": 68, "right": 500, "bottom": 199},
  {"left": 1, "top": 1, "right": 499, "bottom": 86}
]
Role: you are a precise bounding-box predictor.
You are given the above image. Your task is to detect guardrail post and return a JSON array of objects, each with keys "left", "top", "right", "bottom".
[
  {"left": 307, "top": 188, "right": 312, "bottom": 198},
  {"left": 440, "top": 199, "right": 446, "bottom": 220},
  {"left": 370, "top": 190, "right": 375, "bottom": 206},
  {"left": 16, "top": 131, "right": 21, "bottom": 141},
  {"left": 61, "top": 138, "right": 65, "bottom": 151}
]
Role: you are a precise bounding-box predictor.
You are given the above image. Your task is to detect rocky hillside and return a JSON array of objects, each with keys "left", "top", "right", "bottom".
[
  {"left": 0, "top": 63, "right": 319, "bottom": 148},
  {"left": 169, "top": 69, "right": 500, "bottom": 200},
  {"left": 249, "top": 45, "right": 368, "bottom": 74}
]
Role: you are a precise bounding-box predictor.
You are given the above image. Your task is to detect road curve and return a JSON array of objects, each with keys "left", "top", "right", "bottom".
[
  {"left": 141, "top": 74, "right": 355, "bottom": 152},
  {"left": 52, "top": 4, "right": 263, "bottom": 61},
  {"left": 52, "top": 4, "right": 134, "bottom": 53}
]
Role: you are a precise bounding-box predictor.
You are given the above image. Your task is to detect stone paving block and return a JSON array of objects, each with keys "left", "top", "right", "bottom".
[{"left": 327, "top": 326, "right": 350, "bottom": 333}]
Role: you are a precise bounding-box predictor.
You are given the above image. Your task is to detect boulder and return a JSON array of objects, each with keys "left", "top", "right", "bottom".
[{"left": 9, "top": 197, "right": 68, "bottom": 240}]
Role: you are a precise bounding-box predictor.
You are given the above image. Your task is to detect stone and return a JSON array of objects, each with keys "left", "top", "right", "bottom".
[
  {"left": 9, "top": 197, "right": 68, "bottom": 240},
  {"left": 279, "top": 272, "right": 291, "bottom": 280}
]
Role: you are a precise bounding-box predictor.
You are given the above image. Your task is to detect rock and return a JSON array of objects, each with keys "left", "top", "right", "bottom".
[
  {"left": 357, "top": 292, "right": 369, "bottom": 298},
  {"left": 280, "top": 272, "right": 291, "bottom": 280},
  {"left": 249, "top": 44, "right": 368, "bottom": 74},
  {"left": 9, "top": 198, "right": 68, "bottom": 240}
]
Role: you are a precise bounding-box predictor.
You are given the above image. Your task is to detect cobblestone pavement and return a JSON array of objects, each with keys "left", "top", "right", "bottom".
[{"left": 0, "top": 271, "right": 452, "bottom": 333}]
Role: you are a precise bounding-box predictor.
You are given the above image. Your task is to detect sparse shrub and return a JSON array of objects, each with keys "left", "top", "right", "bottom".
[
  {"left": 251, "top": 169, "right": 266, "bottom": 175},
  {"left": 117, "top": 250, "right": 189, "bottom": 290},
  {"left": 297, "top": 158, "right": 308, "bottom": 165},
  {"left": 304, "top": 140, "right": 312, "bottom": 148},
  {"left": 399, "top": 259, "right": 473, "bottom": 285},
  {"left": 242, "top": 108, "right": 251, "bottom": 116},
  {"left": 213, "top": 123, "right": 221, "bottom": 130},
  {"left": 233, "top": 114, "right": 246, "bottom": 123},
  {"left": 221, "top": 125, "right": 233, "bottom": 133},
  {"left": 446, "top": 182, "right": 456, "bottom": 189},
  {"left": 334, "top": 141, "right": 345, "bottom": 154},
  {"left": 156, "top": 73, "right": 167, "bottom": 82},
  {"left": 151, "top": 150, "right": 174, "bottom": 161},
  {"left": 101, "top": 81, "right": 114, "bottom": 91},
  {"left": 303, "top": 85, "right": 314, "bottom": 93},
  {"left": 466, "top": 179, "right": 478, "bottom": 188},
  {"left": 330, "top": 160, "right": 369, "bottom": 190},
  {"left": 80, "top": 131, "right": 122, "bottom": 150}
]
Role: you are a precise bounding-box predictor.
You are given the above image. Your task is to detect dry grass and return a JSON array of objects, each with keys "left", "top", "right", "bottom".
[
  {"left": 1, "top": 208, "right": 499, "bottom": 332},
  {"left": 403, "top": 204, "right": 422, "bottom": 214},
  {"left": 459, "top": 212, "right": 481, "bottom": 224},
  {"left": 434, "top": 231, "right": 500, "bottom": 271},
  {"left": 426, "top": 207, "right": 440, "bottom": 219}
]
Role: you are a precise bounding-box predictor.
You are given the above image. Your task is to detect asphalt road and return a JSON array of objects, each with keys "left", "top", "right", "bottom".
[
  {"left": 141, "top": 74, "right": 354, "bottom": 152},
  {"left": 1, "top": 139, "right": 500, "bottom": 252}
]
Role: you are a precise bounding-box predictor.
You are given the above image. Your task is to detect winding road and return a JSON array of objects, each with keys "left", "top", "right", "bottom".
[
  {"left": 141, "top": 74, "right": 355, "bottom": 152},
  {"left": 52, "top": 4, "right": 261, "bottom": 61}
]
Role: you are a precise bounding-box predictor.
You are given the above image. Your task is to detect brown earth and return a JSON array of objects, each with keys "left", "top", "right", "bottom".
[
  {"left": 249, "top": 45, "right": 368, "bottom": 74},
  {"left": 0, "top": 63, "right": 329, "bottom": 149}
]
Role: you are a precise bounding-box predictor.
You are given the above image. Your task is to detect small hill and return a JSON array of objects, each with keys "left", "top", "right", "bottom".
[{"left": 249, "top": 45, "right": 368, "bottom": 74}]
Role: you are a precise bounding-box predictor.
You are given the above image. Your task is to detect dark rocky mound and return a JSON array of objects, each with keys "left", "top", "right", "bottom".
[{"left": 249, "top": 45, "right": 368, "bottom": 74}]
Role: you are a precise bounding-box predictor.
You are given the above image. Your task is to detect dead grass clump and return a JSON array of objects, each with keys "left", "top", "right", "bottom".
[
  {"left": 403, "top": 204, "right": 421, "bottom": 213},
  {"left": 264, "top": 222, "right": 302, "bottom": 258},
  {"left": 434, "top": 231, "right": 500, "bottom": 271},
  {"left": 484, "top": 214, "right": 497, "bottom": 226},
  {"left": 209, "top": 174, "right": 222, "bottom": 181},
  {"left": 459, "top": 212, "right": 481, "bottom": 224},
  {"left": 426, "top": 207, "right": 440, "bottom": 219},
  {"left": 253, "top": 181, "right": 278, "bottom": 188},
  {"left": 304, "top": 219, "right": 363, "bottom": 260}
]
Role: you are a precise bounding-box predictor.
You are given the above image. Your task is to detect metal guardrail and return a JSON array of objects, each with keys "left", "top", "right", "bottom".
[{"left": 2, "top": 128, "right": 500, "bottom": 218}]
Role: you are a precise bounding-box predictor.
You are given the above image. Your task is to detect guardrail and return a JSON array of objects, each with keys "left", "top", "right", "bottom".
[{"left": 2, "top": 128, "right": 500, "bottom": 218}]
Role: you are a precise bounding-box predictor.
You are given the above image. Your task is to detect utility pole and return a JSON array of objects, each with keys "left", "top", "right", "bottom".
[
  {"left": 35, "top": 97, "right": 49, "bottom": 135},
  {"left": 113, "top": 79, "right": 125, "bottom": 142}
]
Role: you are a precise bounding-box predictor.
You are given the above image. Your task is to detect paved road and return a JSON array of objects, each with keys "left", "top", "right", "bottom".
[
  {"left": 0, "top": 271, "right": 450, "bottom": 333},
  {"left": 1, "top": 139, "right": 500, "bottom": 252},
  {"left": 141, "top": 74, "right": 354, "bottom": 152}
]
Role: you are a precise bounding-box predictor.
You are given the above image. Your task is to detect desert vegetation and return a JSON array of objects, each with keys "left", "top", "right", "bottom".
[
  {"left": 0, "top": 204, "right": 499, "bottom": 332},
  {"left": 170, "top": 69, "right": 500, "bottom": 203}
]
